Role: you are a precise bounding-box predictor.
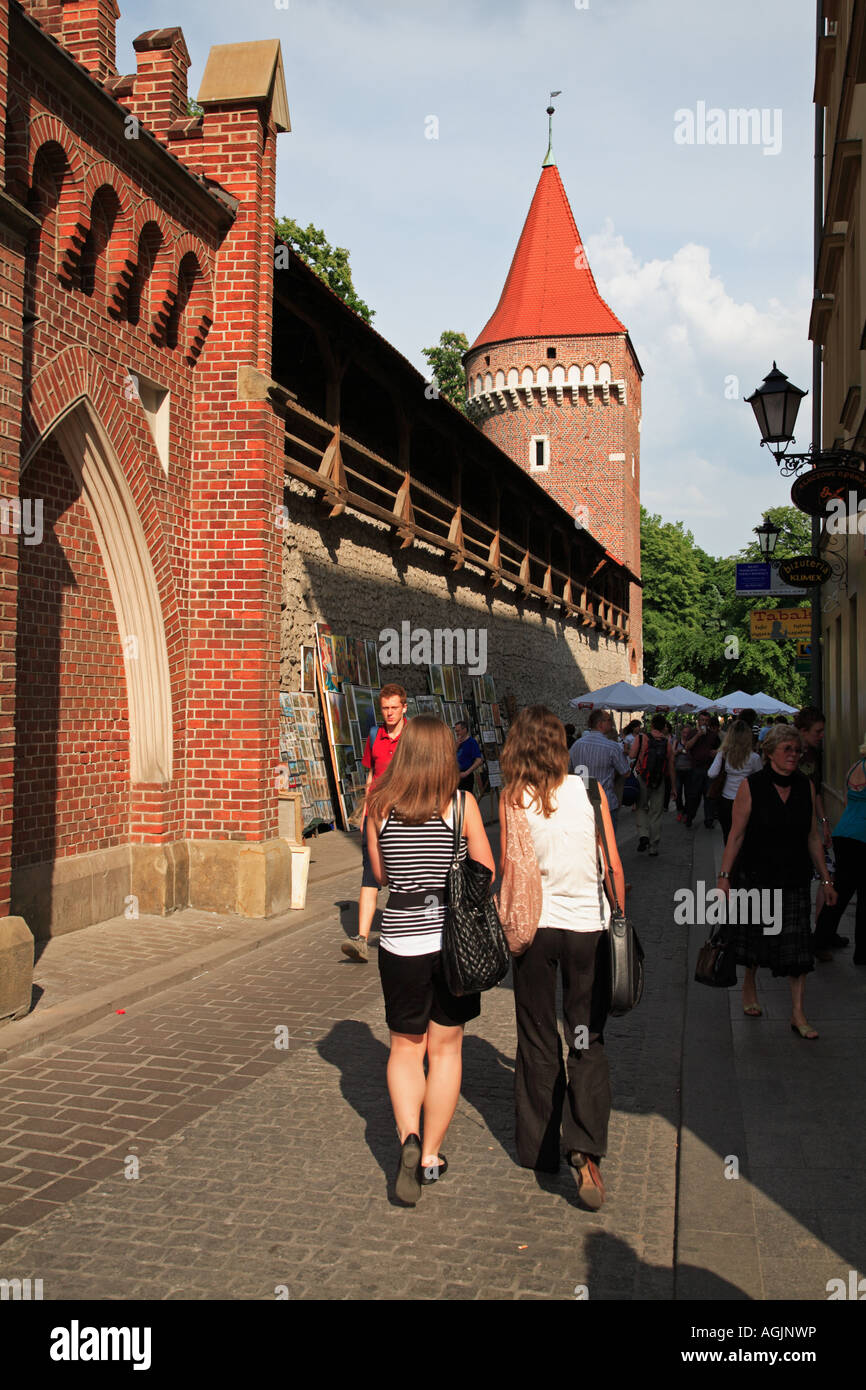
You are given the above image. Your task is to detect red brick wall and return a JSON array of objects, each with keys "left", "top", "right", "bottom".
[
  {"left": 15, "top": 436, "right": 129, "bottom": 865},
  {"left": 7, "top": 15, "right": 239, "bottom": 865},
  {"left": 465, "top": 329, "right": 643, "bottom": 670}
]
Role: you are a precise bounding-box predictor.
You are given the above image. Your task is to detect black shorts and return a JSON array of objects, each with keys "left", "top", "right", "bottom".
[{"left": 378, "top": 946, "right": 481, "bottom": 1034}]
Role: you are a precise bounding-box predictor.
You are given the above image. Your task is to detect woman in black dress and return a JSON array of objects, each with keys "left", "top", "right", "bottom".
[{"left": 715, "top": 725, "right": 837, "bottom": 1038}]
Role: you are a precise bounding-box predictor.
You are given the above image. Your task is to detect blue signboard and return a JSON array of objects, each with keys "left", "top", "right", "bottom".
[{"left": 736, "top": 563, "right": 771, "bottom": 592}]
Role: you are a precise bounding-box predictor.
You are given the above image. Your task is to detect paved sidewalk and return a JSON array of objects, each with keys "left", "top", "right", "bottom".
[
  {"left": 0, "top": 805, "right": 861, "bottom": 1300},
  {"left": 0, "top": 829, "right": 364, "bottom": 1062}
]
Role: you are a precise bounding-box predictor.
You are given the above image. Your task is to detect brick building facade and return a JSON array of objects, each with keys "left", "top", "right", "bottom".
[
  {"left": 0, "top": 0, "right": 292, "bottom": 953},
  {"left": 0, "top": 3, "right": 642, "bottom": 978}
]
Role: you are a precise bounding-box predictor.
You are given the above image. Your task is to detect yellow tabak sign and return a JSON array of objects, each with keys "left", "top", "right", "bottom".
[{"left": 749, "top": 608, "right": 811, "bottom": 641}]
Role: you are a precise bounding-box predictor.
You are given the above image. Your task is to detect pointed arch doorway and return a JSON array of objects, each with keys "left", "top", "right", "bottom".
[{"left": 13, "top": 395, "right": 174, "bottom": 940}]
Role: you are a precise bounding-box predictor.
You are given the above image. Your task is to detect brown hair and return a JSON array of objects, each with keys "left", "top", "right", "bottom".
[
  {"left": 366, "top": 716, "right": 458, "bottom": 826},
  {"left": 379, "top": 683, "right": 407, "bottom": 704},
  {"left": 500, "top": 706, "right": 569, "bottom": 817}
]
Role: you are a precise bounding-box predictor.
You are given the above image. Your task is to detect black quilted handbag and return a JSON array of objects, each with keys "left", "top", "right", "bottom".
[{"left": 442, "top": 792, "right": 510, "bottom": 996}]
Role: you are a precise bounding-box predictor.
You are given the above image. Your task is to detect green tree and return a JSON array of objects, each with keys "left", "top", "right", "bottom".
[
  {"left": 640, "top": 504, "right": 810, "bottom": 705},
  {"left": 274, "top": 216, "right": 374, "bottom": 322},
  {"left": 421, "top": 330, "right": 469, "bottom": 413}
]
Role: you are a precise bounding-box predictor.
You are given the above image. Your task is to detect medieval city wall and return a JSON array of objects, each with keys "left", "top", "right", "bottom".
[{"left": 281, "top": 480, "right": 632, "bottom": 722}]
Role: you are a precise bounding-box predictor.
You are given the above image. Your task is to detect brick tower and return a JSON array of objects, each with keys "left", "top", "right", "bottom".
[{"left": 465, "top": 110, "right": 642, "bottom": 674}]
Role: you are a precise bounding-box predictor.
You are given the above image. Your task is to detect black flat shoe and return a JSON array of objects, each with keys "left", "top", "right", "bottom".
[
  {"left": 637, "top": 837, "right": 649, "bottom": 852},
  {"left": 395, "top": 1133, "right": 422, "bottom": 1205},
  {"left": 421, "top": 1155, "right": 448, "bottom": 1184}
]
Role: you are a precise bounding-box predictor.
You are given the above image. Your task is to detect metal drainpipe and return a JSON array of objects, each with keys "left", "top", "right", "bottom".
[{"left": 811, "top": 0, "right": 824, "bottom": 712}]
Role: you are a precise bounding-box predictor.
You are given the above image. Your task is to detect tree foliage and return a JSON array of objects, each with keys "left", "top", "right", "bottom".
[
  {"left": 274, "top": 216, "right": 374, "bottom": 322},
  {"left": 421, "top": 330, "right": 469, "bottom": 413},
  {"left": 641, "top": 505, "right": 810, "bottom": 706}
]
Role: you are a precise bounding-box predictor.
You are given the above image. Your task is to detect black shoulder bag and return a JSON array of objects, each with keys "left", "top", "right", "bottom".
[
  {"left": 442, "top": 792, "right": 510, "bottom": 997},
  {"left": 586, "top": 778, "right": 644, "bottom": 1016}
]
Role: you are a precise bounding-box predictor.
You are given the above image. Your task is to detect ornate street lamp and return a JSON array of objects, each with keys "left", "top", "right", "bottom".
[
  {"left": 753, "top": 516, "right": 781, "bottom": 560},
  {"left": 745, "top": 363, "right": 808, "bottom": 457},
  {"left": 746, "top": 362, "right": 866, "bottom": 483}
]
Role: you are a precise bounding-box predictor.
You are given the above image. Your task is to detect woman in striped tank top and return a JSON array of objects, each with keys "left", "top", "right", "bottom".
[{"left": 366, "top": 716, "right": 495, "bottom": 1205}]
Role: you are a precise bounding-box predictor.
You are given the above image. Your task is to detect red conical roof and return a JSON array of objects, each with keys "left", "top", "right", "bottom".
[{"left": 471, "top": 164, "right": 625, "bottom": 349}]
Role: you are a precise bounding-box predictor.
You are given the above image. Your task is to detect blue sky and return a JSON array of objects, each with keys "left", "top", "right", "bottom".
[{"left": 117, "top": 0, "right": 818, "bottom": 557}]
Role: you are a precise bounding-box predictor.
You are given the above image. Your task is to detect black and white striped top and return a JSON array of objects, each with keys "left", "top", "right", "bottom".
[{"left": 378, "top": 800, "right": 467, "bottom": 957}]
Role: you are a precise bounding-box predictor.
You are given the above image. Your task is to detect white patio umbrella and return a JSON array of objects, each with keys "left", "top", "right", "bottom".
[
  {"left": 656, "top": 684, "right": 713, "bottom": 711},
  {"left": 704, "top": 690, "right": 795, "bottom": 716},
  {"left": 570, "top": 680, "right": 671, "bottom": 711},
  {"left": 751, "top": 691, "right": 799, "bottom": 715}
]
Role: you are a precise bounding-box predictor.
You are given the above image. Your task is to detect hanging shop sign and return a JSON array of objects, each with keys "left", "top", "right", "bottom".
[
  {"left": 735, "top": 562, "right": 807, "bottom": 596},
  {"left": 790, "top": 464, "right": 866, "bottom": 518},
  {"left": 777, "top": 555, "right": 832, "bottom": 587},
  {"left": 749, "top": 608, "right": 812, "bottom": 642}
]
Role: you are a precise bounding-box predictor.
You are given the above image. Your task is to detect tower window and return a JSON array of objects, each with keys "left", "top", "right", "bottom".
[
  {"left": 485, "top": 354, "right": 491, "bottom": 366},
  {"left": 547, "top": 347, "right": 556, "bottom": 359},
  {"left": 530, "top": 435, "right": 549, "bottom": 472}
]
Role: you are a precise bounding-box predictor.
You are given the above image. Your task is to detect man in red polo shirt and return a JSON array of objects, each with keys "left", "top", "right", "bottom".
[{"left": 341, "top": 683, "right": 408, "bottom": 962}]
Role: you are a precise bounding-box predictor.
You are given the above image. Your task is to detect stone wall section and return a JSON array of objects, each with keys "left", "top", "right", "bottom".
[{"left": 281, "top": 481, "right": 631, "bottom": 723}]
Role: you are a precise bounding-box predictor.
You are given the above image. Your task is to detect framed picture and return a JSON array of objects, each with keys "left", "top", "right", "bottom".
[
  {"left": 445, "top": 667, "right": 460, "bottom": 703},
  {"left": 428, "top": 664, "right": 446, "bottom": 698},
  {"left": 315, "top": 628, "right": 340, "bottom": 692},
  {"left": 326, "top": 691, "right": 352, "bottom": 745},
  {"left": 492, "top": 702, "right": 502, "bottom": 726},
  {"left": 366, "top": 639, "right": 381, "bottom": 691},
  {"left": 483, "top": 674, "right": 496, "bottom": 704},
  {"left": 300, "top": 646, "right": 316, "bottom": 693},
  {"left": 332, "top": 635, "right": 349, "bottom": 683},
  {"left": 350, "top": 720, "right": 365, "bottom": 760},
  {"left": 279, "top": 691, "right": 292, "bottom": 716},
  {"left": 335, "top": 745, "right": 355, "bottom": 785}
]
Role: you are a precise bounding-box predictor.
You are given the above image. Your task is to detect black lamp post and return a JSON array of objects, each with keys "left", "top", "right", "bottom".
[
  {"left": 745, "top": 364, "right": 808, "bottom": 459},
  {"left": 753, "top": 516, "right": 781, "bottom": 561}
]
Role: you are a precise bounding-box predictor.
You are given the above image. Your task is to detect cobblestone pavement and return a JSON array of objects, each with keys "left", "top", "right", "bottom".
[
  {"left": 0, "top": 814, "right": 687, "bottom": 1300},
  {"left": 0, "top": 809, "right": 861, "bottom": 1301}
]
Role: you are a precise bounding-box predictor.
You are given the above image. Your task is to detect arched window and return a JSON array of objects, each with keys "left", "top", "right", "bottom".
[
  {"left": 521, "top": 366, "right": 534, "bottom": 388},
  {"left": 567, "top": 364, "right": 581, "bottom": 386},
  {"left": 551, "top": 364, "right": 565, "bottom": 386},
  {"left": 506, "top": 367, "right": 518, "bottom": 388},
  {"left": 599, "top": 362, "right": 612, "bottom": 383},
  {"left": 26, "top": 142, "right": 70, "bottom": 291},
  {"left": 126, "top": 222, "right": 163, "bottom": 326},
  {"left": 494, "top": 369, "right": 505, "bottom": 389},
  {"left": 164, "top": 252, "right": 200, "bottom": 351},
  {"left": 77, "top": 185, "right": 120, "bottom": 298},
  {"left": 583, "top": 363, "right": 596, "bottom": 386},
  {"left": 536, "top": 365, "right": 550, "bottom": 388}
]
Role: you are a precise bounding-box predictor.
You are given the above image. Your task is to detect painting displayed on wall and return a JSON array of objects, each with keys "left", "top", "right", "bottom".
[
  {"left": 428, "top": 665, "right": 445, "bottom": 698},
  {"left": 316, "top": 625, "right": 340, "bottom": 692},
  {"left": 356, "top": 640, "right": 370, "bottom": 688},
  {"left": 353, "top": 687, "right": 378, "bottom": 743},
  {"left": 326, "top": 691, "right": 352, "bottom": 745},
  {"left": 366, "top": 640, "right": 381, "bottom": 691},
  {"left": 300, "top": 646, "right": 316, "bottom": 693}
]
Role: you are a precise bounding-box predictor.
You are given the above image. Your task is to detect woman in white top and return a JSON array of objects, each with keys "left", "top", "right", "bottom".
[
  {"left": 707, "top": 719, "right": 763, "bottom": 845},
  {"left": 499, "top": 706, "right": 625, "bottom": 1209}
]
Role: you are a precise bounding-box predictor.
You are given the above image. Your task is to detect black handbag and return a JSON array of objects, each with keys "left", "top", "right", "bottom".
[
  {"left": 441, "top": 792, "right": 510, "bottom": 997},
  {"left": 586, "top": 779, "right": 644, "bottom": 1016},
  {"left": 694, "top": 925, "right": 738, "bottom": 988}
]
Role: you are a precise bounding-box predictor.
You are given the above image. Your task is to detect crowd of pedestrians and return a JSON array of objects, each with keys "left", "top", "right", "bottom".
[{"left": 335, "top": 683, "right": 862, "bottom": 1205}]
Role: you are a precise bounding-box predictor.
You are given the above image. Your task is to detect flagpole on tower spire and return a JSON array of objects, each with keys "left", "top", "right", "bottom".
[{"left": 543, "top": 90, "right": 562, "bottom": 167}]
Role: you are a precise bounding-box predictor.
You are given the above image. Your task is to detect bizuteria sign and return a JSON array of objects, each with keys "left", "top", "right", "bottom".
[{"left": 777, "top": 556, "right": 832, "bottom": 587}]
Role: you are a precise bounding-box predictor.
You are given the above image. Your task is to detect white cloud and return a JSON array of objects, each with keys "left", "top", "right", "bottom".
[{"left": 586, "top": 224, "right": 812, "bottom": 553}]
